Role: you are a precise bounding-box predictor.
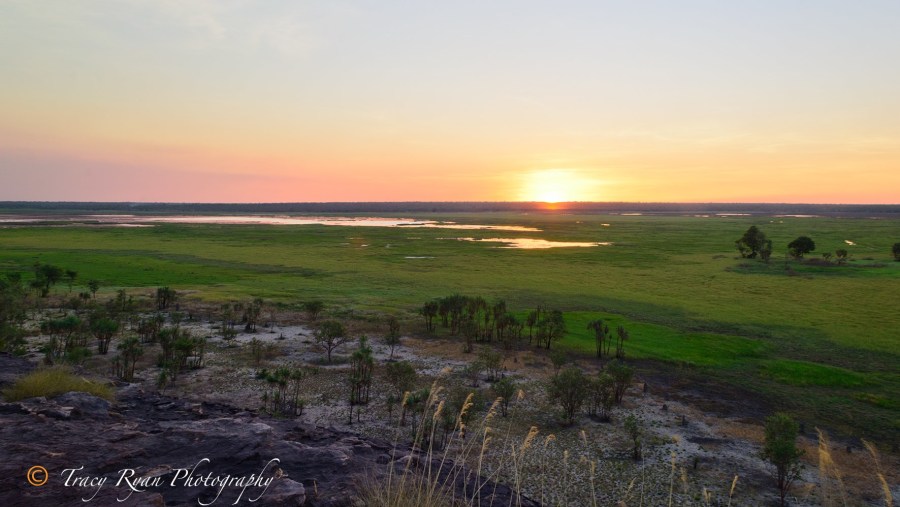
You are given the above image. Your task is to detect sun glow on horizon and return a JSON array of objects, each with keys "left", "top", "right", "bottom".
[
  {"left": 519, "top": 169, "right": 602, "bottom": 203},
  {"left": 1, "top": 3, "right": 899, "bottom": 203}
]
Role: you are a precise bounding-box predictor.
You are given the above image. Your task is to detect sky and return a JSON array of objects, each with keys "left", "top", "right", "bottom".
[{"left": 1, "top": 1, "right": 899, "bottom": 203}]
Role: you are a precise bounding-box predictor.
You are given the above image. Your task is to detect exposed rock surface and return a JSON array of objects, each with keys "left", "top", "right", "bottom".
[
  {"left": 0, "top": 353, "right": 33, "bottom": 387},
  {"left": 0, "top": 356, "right": 537, "bottom": 507}
]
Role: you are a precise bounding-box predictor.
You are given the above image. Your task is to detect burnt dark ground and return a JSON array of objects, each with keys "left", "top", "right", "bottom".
[{"left": 0, "top": 355, "right": 537, "bottom": 507}]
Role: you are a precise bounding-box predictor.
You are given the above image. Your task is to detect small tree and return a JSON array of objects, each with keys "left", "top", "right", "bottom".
[
  {"left": 549, "top": 348, "right": 567, "bottom": 375},
  {"left": 87, "top": 280, "right": 100, "bottom": 299},
  {"left": 624, "top": 415, "right": 643, "bottom": 460},
  {"left": 834, "top": 249, "right": 849, "bottom": 265},
  {"left": 464, "top": 359, "right": 484, "bottom": 387},
  {"left": 155, "top": 286, "right": 176, "bottom": 310},
  {"left": 460, "top": 317, "right": 477, "bottom": 353},
  {"left": 260, "top": 366, "right": 315, "bottom": 417},
  {"left": 220, "top": 303, "right": 237, "bottom": 342},
  {"left": 493, "top": 377, "right": 516, "bottom": 417},
  {"left": 760, "top": 239, "right": 774, "bottom": 263},
  {"left": 762, "top": 412, "right": 804, "bottom": 507},
  {"left": 302, "top": 300, "right": 325, "bottom": 321},
  {"left": 525, "top": 309, "right": 539, "bottom": 345},
  {"left": 587, "top": 319, "right": 610, "bottom": 359},
  {"left": 614, "top": 325, "right": 630, "bottom": 359},
  {"left": 498, "top": 313, "right": 522, "bottom": 350},
  {"left": 537, "top": 309, "right": 566, "bottom": 350},
  {"left": 41, "top": 315, "right": 84, "bottom": 363},
  {"left": 348, "top": 337, "right": 374, "bottom": 423},
  {"left": 479, "top": 347, "right": 503, "bottom": 381},
  {"left": 606, "top": 359, "right": 633, "bottom": 404},
  {"left": 736, "top": 226, "right": 767, "bottom": 258},
  {"left": 384, "top": 316, "right": 401, "bottom": 359},
  {"left": 893, "top": 242, "right": 900, "bottom": 261},
  {"left": 248, "top": 338, "right": 267, "bottom": 368},
  {"left": 315, "top": 320, "right": 348, "bottom": 363},
  {"left": 588, "top": 372, "right": 615, "bottom": 421},
  {"left": 33, "top": 263, "right": 64, "bottom": 297},
  {"left": 548, "top": 367, "right": 588, "bottom": 425},
  {"left": 420, "top": 300, "right": 438, "bottom": 332},
  {"left": 0, "top": 274, "right": 27, "bottom": 355},
  {"left": 116, "top": 336, "right": 143, "bottom": 381},
  {"left": 243, "top": 298, "right": 263, "bottom": 332},
  {"left": 90, "top": 317, "right": 119, "bottom": 355},
  {"left": 385, "top": 361, "right": 417, "bottom": 425},
  {"left": 64, "top": 270, "right": 78, "bottom": 293},
  {"left": 385, "top": 361, "right": 417, "bottom": 398},
  {"left": 788, "top": 236, "right": 816, "bottom": 259}
]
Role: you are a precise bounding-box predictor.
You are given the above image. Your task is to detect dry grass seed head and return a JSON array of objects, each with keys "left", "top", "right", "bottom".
[
  {"left": 432, "top": 400, "right": 445, "bottom": 422},
  {"left": 543, "top": 434, "right": 556, "bottom": 449},
  {"left": 521, "top": 426, "right": 539, "bottom": 451}
]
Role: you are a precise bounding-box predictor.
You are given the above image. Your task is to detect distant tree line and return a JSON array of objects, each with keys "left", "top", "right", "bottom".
[{"left": 4, "top": 200, "right": 900, "bottom": 216}]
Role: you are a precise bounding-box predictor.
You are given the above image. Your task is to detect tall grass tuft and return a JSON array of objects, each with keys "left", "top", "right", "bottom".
[
  {"left": 2, "top": 366, "right": 114, "bottom": 402},
  {"left": 816, "top": 428, "right": 848, "bottom": 506},
  {"left": 862, "top": 439, "right": 893, "bottom": 507},
  {"left": 361, "top": 380, "right": 895, "bottom": 506},
  {"left": 727, "top": 474, "right": 739, "bottom": 507}
]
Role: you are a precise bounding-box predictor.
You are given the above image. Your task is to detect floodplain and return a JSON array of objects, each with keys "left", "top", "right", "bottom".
[{"left": 2, "top": 210, "right": 897, "bottom": 443}]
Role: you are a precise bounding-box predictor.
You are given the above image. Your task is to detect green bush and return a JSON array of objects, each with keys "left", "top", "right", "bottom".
[{"left": 2, "top": 366, "right": 114, "bottom": 402}]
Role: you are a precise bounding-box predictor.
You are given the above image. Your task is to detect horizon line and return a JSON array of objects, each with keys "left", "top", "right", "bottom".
[{"left": 3, "top": 200, "right": 900, "bottom": 206}]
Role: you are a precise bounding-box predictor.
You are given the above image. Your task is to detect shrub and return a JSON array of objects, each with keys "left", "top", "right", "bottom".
[
  {"left": 548, "top": 367, "right": 588, "bottom": 425},
  {"left": 478, "top": 346, "right": 503, "bottom": 381},
  {"left": 493, "top": 376, "right": 516, "bottom": 417},
  {"left": 549, "top": 348, "right": 568, "bottom": 374},
  {"left": 587, "top": 372, "right": 615, "bottom": 420},
  {"left": 606, "top": 359, "right": 634, "bottom": 404},
  {"left": 2, "top": 366, "right": 113, "bottom": 402},
  {"left": 624, "top": 414, "right": 643, "bottom": 460}
]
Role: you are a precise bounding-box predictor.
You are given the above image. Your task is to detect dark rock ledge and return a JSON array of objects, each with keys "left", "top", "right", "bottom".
[{"left": 0, "top": 356, "right": 538, "bottom": 507}]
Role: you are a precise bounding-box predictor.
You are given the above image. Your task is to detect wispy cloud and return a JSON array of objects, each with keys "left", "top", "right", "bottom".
[{"left": 4, "top": 0, "right": 352, "bottom": 57}]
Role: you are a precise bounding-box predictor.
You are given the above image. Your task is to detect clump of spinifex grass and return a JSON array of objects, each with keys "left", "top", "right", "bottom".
[{"left": 2, "top": 366, "right": 114, "bottom": 402}]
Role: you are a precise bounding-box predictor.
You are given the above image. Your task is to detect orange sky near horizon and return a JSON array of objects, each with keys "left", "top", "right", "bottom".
[{"left": 2, "top": 1, "right": 899, "bottom": 204}]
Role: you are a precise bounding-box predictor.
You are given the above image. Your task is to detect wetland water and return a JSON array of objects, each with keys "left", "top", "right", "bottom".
[
  {"left": 0, "top": 214, "right": 537, "bottom": 231},
  {"left": 0, "top": 214, "right": 611, "bottom": 249},
  {"left": 443, "top": 237, "right": 612, "bottom": 249}
]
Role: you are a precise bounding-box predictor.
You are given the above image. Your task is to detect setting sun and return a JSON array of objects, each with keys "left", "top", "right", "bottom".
[{"left": 519, "top": 169, "right": 601, "bottom": 203}]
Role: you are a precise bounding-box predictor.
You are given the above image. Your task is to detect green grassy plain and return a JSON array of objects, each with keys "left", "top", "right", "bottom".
[{"left": 1, "top": 212, "right": 898, "bottom": 441}]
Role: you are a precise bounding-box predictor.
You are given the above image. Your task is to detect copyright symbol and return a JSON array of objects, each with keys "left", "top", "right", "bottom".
[{"left": 27, "top": 465, "right": 48, "bottom": 487}]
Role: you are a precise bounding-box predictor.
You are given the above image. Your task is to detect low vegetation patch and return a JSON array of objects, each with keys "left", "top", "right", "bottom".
[
  {"left": 762, "top": 359, "right": 868, "bottom": 388},
  {"left": 2, "top": 366, "right": 114, "bottom": 402},
  {"left": 559, "top": 311, "right": 769, "bottom": 367},
  {"left": 854, "top": 392, "right": 899, "bottom": 410}
]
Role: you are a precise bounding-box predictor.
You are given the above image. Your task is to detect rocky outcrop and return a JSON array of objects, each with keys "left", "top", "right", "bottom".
[
  {"left": 0, "top": 353, "right": 33, "bottom": 387},
  {"left": 0, "top": 356, "right": 538, "bottom": 507}
]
